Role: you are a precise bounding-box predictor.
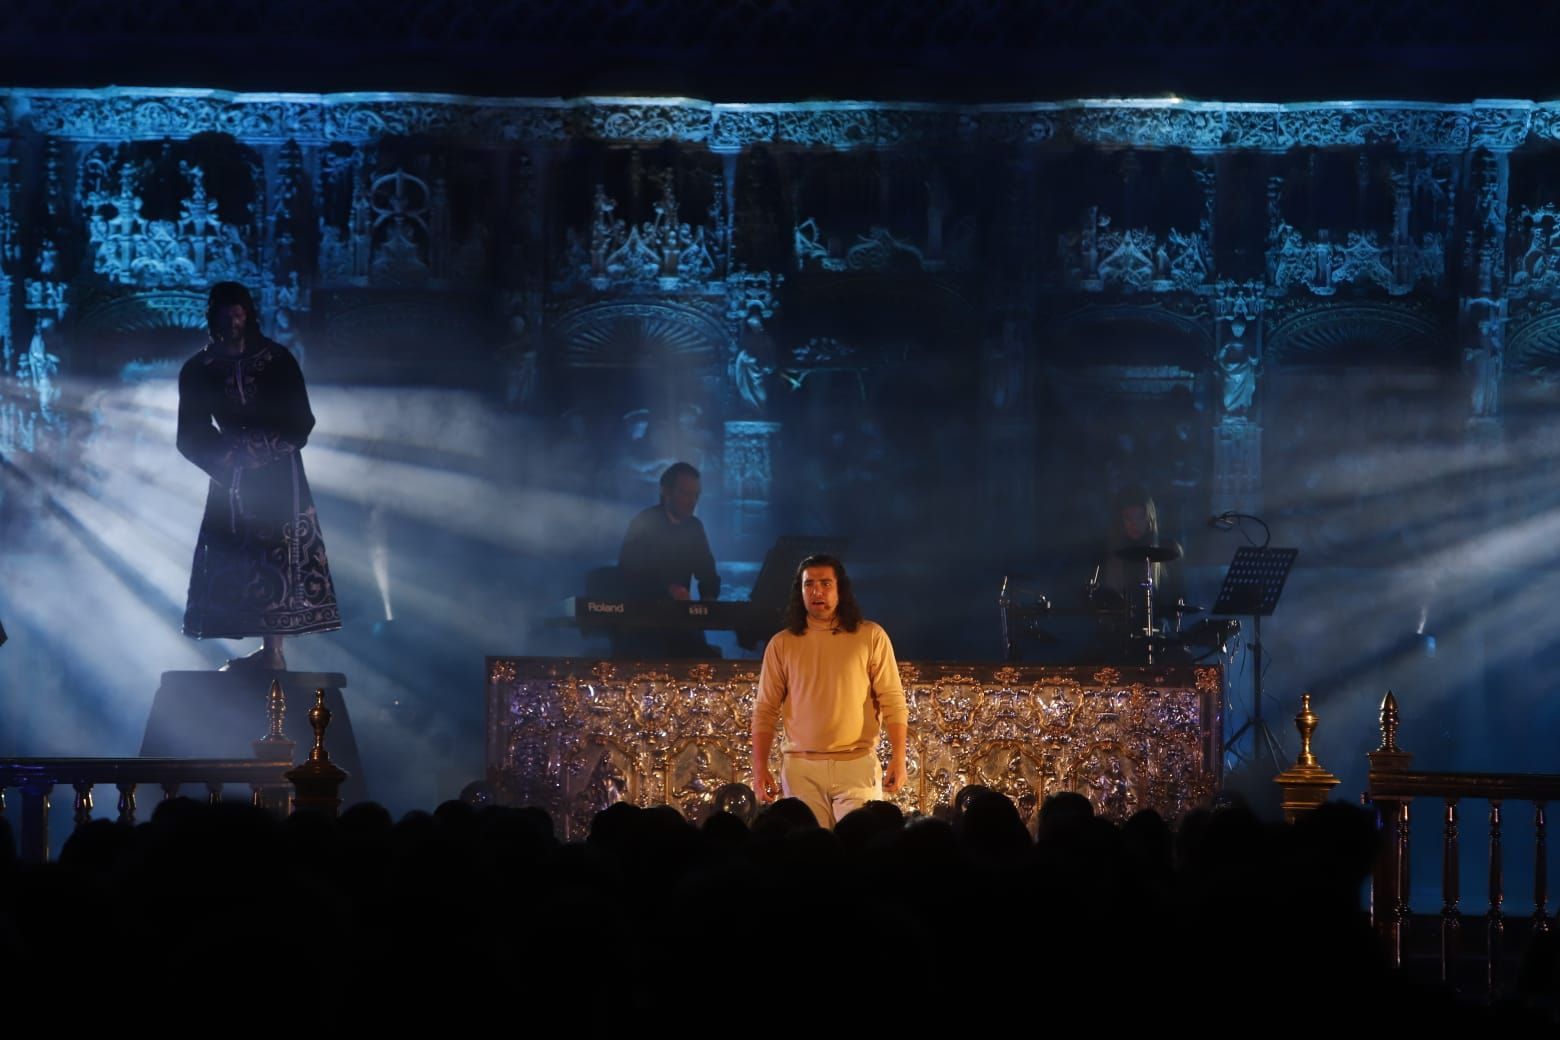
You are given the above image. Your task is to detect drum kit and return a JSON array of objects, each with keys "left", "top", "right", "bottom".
[
  {"left": 999, "top": 512, "right": 1297, "bottom": 772},
  {"left": 999, "top": 543, "right": 1240, "bottom": 665}
]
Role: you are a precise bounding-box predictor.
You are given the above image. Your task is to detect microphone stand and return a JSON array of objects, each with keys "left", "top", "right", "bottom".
[{"left": 999, "top": 575, "right": 1015, "bottom": 662}]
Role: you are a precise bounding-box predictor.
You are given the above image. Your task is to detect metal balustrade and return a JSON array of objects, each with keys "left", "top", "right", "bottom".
[
  {"left": 1365, "top": 692, "right": 1560, "bottom": 995},
  {"left": 0, "top": 680, "right": 348, "bottom": 862}
]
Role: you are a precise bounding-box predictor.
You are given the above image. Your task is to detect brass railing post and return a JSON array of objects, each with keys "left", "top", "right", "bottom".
[
  {"left": 250, "top": 678, "right": 296, "bottom": 816},
  {"left": 20, "top": 780, "right": 53, "bottom": 864},
  {"left": 1367, "top": 690, "right": 1414, "bottom": 969},
  {"left": 1442, "top": 798, "right": 1460, "bottom": 984},
  {"left": 1535, "top": 803, "right": 1550, "bottom": 937},
  {"left": 116, "top": 782, "right": 137, "bottom": 825},
  {"left": 72, "top": 781, "right": 94, "bottom": 830},
  {"left": 1488, "top": 801, "right": 1504, "bottom": 996}
]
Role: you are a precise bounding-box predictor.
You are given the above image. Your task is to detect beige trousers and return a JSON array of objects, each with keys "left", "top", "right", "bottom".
[{"left": 780, "top": 751, "right": 883, "bottom": 830}]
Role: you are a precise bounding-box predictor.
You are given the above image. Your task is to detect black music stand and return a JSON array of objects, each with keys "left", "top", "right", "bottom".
[{"left": 1212, "top": 545, "right": 1297, "bottom": 774}]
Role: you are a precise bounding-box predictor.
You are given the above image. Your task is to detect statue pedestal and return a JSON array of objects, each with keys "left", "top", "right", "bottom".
[{"left": 140, "top": 671, "right": 368, "bottom": 808}]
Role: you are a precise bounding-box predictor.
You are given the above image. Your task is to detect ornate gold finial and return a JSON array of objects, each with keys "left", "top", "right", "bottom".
[
  {"left": 307, "top": 688, "right": 333, "bottom": 765},
  {"left": 253, "top": 679, "right": 295, "bottom": 767},
  {"left": 1274, "top": 691, "right": 1340, "bottom": 821},
  {"left": 1294, "top": 693, "right": 1319, "bottom": 768},
  {"left": 286, "top": 687, "right": 348, "bottom": 816},
  {"left": 266, "top": 679, "right": 287, "bottom": 741},
  {"left": 1379, "top": 690, "right": 1400, "bottom": 753}
]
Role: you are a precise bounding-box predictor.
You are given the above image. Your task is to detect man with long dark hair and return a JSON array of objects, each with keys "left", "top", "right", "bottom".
[
  {"left": 750, "top": 554, "right": 907, "bottom": 828},
  {"left": 178, "top": 281, "right": 340, "bottom": 670}
]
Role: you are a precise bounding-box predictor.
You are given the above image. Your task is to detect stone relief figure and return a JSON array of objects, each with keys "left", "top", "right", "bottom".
[
  {"left": 794, "top": 217, "right": 844, "bottom": 271},
  {"left": 1153, "top": 240, "right": 1171, "bottom": 282},
  {"left": 1216, "top": 320, "right": 1259, "bottom": 420},
  {"left": 1464, "top": 321, "right": 1502, "bottom": 419},
  {"left": 19, "top": 316, "right": 61, "bottom": 421},
  {"left": 730, "top": 312, "right": 776, "bottom": 411},
  {"left": 494, "top": 312, "right": 539, "bottom": 410},
  {"left": 590, "top": 185, "right": 619, "bottom": 278},
  {"left": 1465, "top": 347, "right": 1497, "bottom": 418}
]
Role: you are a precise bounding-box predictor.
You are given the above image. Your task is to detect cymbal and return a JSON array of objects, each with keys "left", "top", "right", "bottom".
[{"left": 1114, "top": 543, "right": 1182, "bottom": 564}]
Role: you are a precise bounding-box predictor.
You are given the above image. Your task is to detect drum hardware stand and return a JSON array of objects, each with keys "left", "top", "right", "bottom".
[{"left": 1114, "top": 543, "right": 1182, "bottom": 666}]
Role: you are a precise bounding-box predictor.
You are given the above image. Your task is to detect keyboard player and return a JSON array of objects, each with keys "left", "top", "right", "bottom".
[{"left": 613, "top": 461, "right": 722, "bottom": 657}]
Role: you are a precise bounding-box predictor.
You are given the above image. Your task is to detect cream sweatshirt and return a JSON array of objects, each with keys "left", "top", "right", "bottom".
[{"left": 752, "top": 617, "right": 908, "bottom": 758}]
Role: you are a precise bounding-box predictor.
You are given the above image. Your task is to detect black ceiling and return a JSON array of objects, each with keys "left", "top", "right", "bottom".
[{"left": 0, "top": 0, "right": 1553, "bottom": 103}]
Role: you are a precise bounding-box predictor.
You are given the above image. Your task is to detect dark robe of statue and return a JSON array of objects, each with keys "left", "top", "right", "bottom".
[{"left": 177, "top": 335, "right": 340, "bottom": 639}]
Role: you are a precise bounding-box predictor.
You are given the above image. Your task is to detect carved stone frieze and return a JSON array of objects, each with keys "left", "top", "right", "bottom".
[
  {"left": 324, "top": 101, "right": 473, "bottom": 140},
  {"left": 1266, "top": 171, "right": 1446, "bottom": 297},
  {"left": 775, "top": 108, "right": 877, "bottom": 149},
  {"left": 0, "top": 90, "right": 1552, "bottom": 153},
  {"left": 710, "top": 107, "right": 779, "bottom": 150},
  {"left": 1527, "top": 105, "right": 1560, "bottom": 144},
  {"left": 1508, "top": 203, "right": 1560, "bottom": 297},
  {"left": 1274, "top": 107, "right": 1468, "bottom": 151},
  {"left": 1063, "top": 105, "right": 1225, "bottom": 151},
  {"left": 723, "top": 420, "right": 781, "bottom": 500},
  {"left": 20, "top": 91, "right": 321, "bottom": 142},
  {"left": 1058, "top": 208, "right": 1211, "bottom": 293},
  {"left": 561, "top": 171, "right": 726, "bottom": 292},
  {"left": 580, "top": 101, "right": 713, "bottom": 143},
  {"left": 1471, "top": 104, "right": 1532, "bottom": 150},
  {"left": 81, "top": 159, "right": 260, "bottom": 289},
  {"left": 487, "top": 658, "right": 1221, "bottom": 837},
  {"left": 793, "top": 217, "right": 953, "bottom": 274}
]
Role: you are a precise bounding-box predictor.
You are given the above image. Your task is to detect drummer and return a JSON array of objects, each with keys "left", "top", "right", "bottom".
[{"left": 1094, "top": 484, "right": 1186, "bottom": 629}]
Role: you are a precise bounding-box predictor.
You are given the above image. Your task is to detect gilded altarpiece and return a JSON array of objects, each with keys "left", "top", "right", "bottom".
[{"left": 487, "top": 657, "right": 1220, "bottom": 840}]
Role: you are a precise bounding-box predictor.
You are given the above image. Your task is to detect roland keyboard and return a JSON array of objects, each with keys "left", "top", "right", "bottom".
[{"left": 572, "top": 597, "right": 778, "bottom": 633}]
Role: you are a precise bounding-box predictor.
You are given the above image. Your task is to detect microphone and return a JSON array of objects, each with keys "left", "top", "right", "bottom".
[{"left": 1208, "top": 512, "right": 1238, "bottom": 530}]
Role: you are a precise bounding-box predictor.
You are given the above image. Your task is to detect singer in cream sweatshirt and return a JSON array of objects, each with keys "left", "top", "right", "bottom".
[{"left": 751, "top": 554, "right": 908, "bottom": 828}]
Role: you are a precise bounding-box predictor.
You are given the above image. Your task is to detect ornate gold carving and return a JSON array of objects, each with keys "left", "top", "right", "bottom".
[{"left": 488, "top": 659, "right": 1220, "bottom": 827}]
